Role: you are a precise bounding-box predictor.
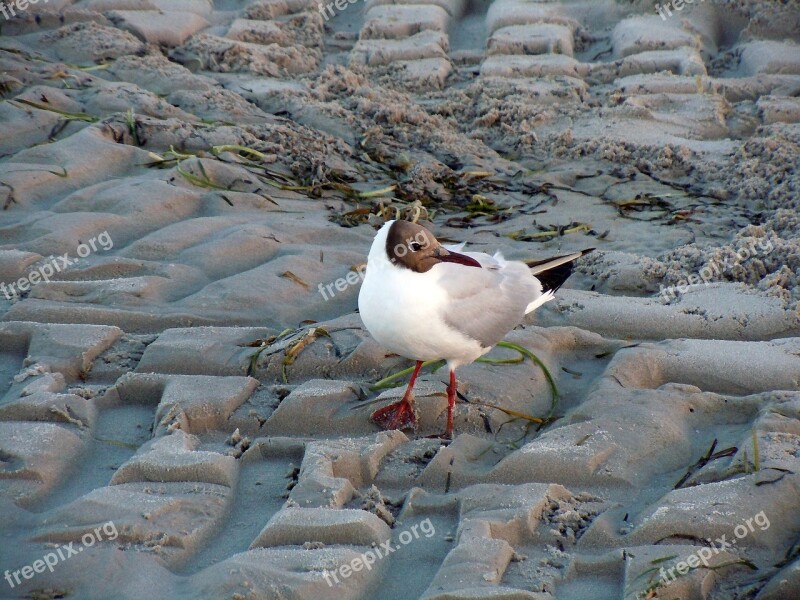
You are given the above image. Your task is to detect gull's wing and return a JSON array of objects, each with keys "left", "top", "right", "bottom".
[
  {"left": 527, "top": 249, "right": 594, "bottom": 293},
  {"left": 434, "top": 260, "right": 544, "bottom": 349}
]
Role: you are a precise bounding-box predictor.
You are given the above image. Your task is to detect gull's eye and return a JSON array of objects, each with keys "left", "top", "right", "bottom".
[{"left": 410, "top": 242, "right": 423, "bottom": 252}]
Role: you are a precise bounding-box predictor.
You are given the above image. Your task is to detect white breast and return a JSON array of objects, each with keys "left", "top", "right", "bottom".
[{"left": 358, "top": 229, "right": 485, "bottom": 368}]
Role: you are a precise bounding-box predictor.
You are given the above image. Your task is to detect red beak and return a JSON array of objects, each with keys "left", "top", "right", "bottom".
[{"left": 438, "top": 250, "right": 481, "bottom": 268}]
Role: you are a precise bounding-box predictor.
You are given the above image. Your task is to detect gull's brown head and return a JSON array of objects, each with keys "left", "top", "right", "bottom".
[{"left": 385, "top": 220, "right": 481, "bottom": 273}]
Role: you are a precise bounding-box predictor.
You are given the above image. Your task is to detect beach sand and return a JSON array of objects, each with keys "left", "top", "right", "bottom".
[{"left": 0, "top": 0, "right": 799, "bottom": 598}]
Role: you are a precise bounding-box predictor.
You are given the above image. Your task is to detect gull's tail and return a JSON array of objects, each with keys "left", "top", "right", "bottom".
[{"left": 526, "top": 248, "right": 595, "bottom": 293}]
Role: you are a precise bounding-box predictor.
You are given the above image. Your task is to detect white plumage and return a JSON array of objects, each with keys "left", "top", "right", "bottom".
[{"left": 358, "top": 219, "right": 591, "bottom": 438}]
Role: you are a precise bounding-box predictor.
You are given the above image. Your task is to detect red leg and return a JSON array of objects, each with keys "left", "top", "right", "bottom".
[
  {"left": 425, "top": 368, "right": 458, "bottom": 440},
  {"left": 446, "top": 369, "right": 456, "bottom": 439},
  {"left": 371, "top": 360, "right": 423, "bottom": 431}
]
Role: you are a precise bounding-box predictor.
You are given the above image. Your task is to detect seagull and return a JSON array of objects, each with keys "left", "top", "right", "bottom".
[{"left": 358, "top": 219, "right": 593, "bottom": 439}]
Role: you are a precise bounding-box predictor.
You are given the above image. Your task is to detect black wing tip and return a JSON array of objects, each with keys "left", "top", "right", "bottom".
[
  {"left": 536, "top": 249, "right": 594, "bottom": 294},
  {"left": 538, "top": 265, "right": 574, "bottom": 294}
]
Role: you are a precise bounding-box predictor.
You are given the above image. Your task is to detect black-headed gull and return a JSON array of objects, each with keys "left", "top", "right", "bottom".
[{"left": 358, "top": 219, "right": 593, "bottom": 438}]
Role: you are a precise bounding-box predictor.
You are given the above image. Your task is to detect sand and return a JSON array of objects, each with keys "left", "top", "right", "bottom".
[{"left": 0, "top": 0, "right": 799, "bottom": 598}]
